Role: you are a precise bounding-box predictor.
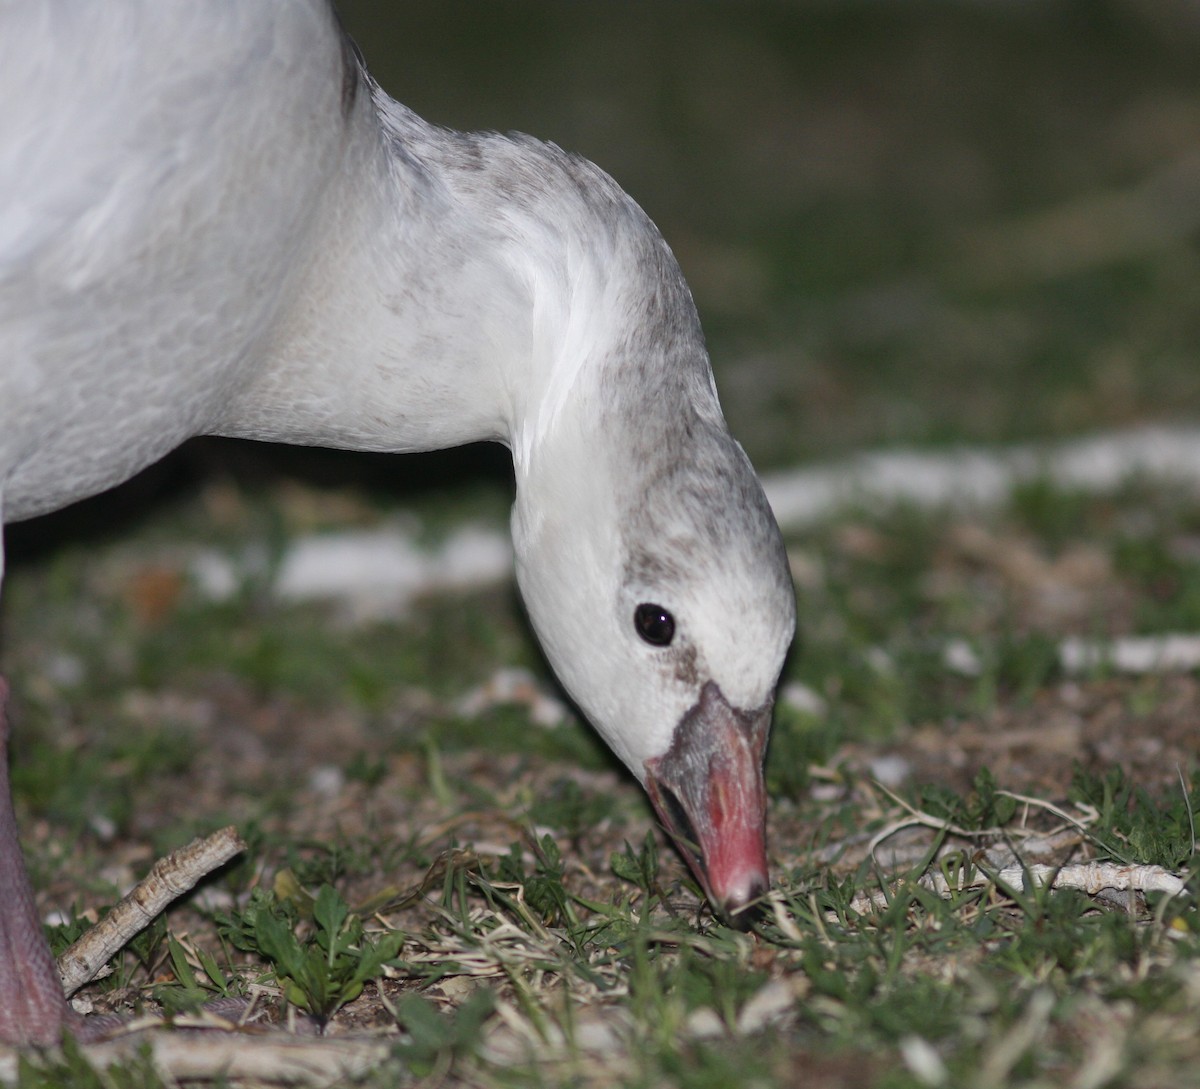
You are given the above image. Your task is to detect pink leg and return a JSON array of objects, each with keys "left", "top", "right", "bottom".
[{"left": 0, "top": 677, "right": 80, "bottom": 1046}]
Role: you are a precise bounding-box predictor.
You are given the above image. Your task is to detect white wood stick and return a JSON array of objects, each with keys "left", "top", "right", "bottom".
[
  {"left": 57, "top": 826, "right": 245, "bottom": 998},
  {"left": 847, "top": 859, "right": 1187, "bottom": 915},
  {"left": 0, "top": 1032, "right": 391, "bottom": 1087}
]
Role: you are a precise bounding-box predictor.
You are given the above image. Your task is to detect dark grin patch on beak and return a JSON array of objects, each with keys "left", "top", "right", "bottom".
[
  {"left": 652, "top": 781, "right": 705, "bottom": 874},
  {"left": 644, "top": 681, "right": 772, "bottom": 921}
]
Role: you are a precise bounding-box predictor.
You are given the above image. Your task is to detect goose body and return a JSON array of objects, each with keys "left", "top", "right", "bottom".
[{"left": 0, "top": 0, "right": 795, "bottom": 1045}]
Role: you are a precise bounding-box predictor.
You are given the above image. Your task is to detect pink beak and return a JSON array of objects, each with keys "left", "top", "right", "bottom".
[{"left": 644, "top": 681, "right": 772, "bottom": 922}]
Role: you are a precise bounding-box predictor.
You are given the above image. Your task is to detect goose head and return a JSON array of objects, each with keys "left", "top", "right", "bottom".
[
  {"left": 512, "top": 402, "right": 794, "bottom": 919},
  {"left": 504, "top": 161, "right": 796, "bottom": 918}
]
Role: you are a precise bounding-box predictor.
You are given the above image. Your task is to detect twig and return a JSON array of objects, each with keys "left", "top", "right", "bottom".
[
  {"left": 0, "top": 1032, "right": 391, "bottom": 1087},
  {"left": 864, "top": 781, "right": 1011, "bottom": 860},
  {"left": 847, "top": 859, "right": 1188, "bottom": 915},
  {"left": 57, "top": 826, "right": 246, "bottom": 997}
]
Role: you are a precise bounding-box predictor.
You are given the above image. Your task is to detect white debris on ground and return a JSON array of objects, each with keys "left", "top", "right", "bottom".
[
  {"left": 274, "top": 525, "right": 511, "bottom": 613},
  {"left": 778, "top": 681, "right": 828, "bottom": 716},
  {"left": 189, "top": 523, "right": 512, "bottom": 618},
  {"left": 942, "top": 638, "right": 984, "bottom": 677},
  {"left": 307, "top": 764, "right": 346, "bottom": 798},
  {"left": 455, "top": 667, "right": 571, "bottom": 728},
  {"left": 762, "top": 425, "right": 1200, "bottom": 530},
  {"left": 189, "top": 547, "right": 255, "bottom": 602},
  {"left": 1058, "top": 633, "right": 1200, "bottom": 675},
  {"left": 937, "top": 632, "right": 1200, "bottom": 677},
  {"left": 866, "top": 754, "right": 913, "bottom": 787}
]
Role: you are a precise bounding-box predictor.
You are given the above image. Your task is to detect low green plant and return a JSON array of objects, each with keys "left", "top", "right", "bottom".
[
  {"left": 219, "top": 883, "right": 403, "bottom": 1022},
  {"left": 155, "top": 934, "right": 239, "bottom": 1016},
  {"left": 1070, "top": 765, "right": 1200, "bottom": 870},
  {"left": 495, "top": 832, "right": 572, "bottom": 927},
  {"left": 391, "top": 992, "right": 495, "bottom": 1076},
  {"left": 611, "top": 831, "right": 666, "bottom": 905}
]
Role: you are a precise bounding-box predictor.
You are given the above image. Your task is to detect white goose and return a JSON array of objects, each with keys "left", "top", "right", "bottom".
[{"left": 0, "top": 0, "right": 796, "bottom": 1045}]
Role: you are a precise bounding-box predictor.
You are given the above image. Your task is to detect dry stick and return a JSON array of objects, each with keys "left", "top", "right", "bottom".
[
  {"left": 860, "top": 782, "right": 1102, "bottom": 869},
  {"left": 57, "top": 826, "right": 246, "bottom": 998},
  {"left": 847, "top": 860, "right": 1188, "bottom": 915},
  {"left": 817, "top": 780, "right": 1189, "bottom": 915},
  {"left": 0, "top": 1033, "right": 391, "bottom": 1088}
]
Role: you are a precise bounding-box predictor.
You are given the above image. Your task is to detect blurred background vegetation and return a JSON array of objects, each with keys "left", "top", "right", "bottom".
[{"left": 339, "top": 0, "right": 1200, "bottom": 469}]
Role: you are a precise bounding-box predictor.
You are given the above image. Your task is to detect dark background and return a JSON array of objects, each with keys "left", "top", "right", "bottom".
[{"left": 337, "top": 0, "right": 1200, "bottom": 468}]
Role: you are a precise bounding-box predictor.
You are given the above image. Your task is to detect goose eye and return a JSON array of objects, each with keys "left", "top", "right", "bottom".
[{"left": 634, "top": 603, "right": 675, "bottom": 647}]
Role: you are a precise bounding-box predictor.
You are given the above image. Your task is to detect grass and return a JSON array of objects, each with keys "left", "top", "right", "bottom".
[
  {"left": 5, "top": 470, "right": 1200, "bottom": 1087},
  {"left": 6, "top": 2, "right": 1200, "bottom": 1086}
]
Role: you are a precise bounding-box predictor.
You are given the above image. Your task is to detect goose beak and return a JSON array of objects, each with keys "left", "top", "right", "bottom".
[{"left": 644, "top": 681, "right": 771, "bottom": 923}]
